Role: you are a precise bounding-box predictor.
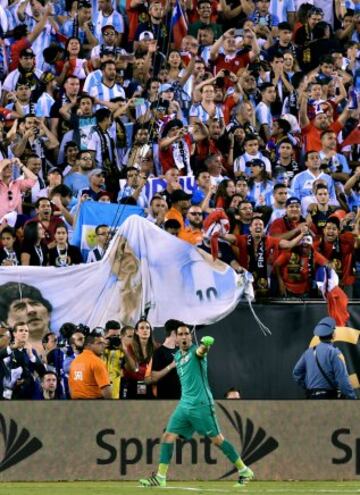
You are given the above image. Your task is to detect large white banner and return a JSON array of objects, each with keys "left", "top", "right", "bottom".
[{"left": 0, "top": 216, "right": 253, "bottom": 332}]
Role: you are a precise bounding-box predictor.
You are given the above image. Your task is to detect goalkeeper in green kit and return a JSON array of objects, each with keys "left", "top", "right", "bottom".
[{"left": 139, "top": 323, "right": 254, "bottom": 488}]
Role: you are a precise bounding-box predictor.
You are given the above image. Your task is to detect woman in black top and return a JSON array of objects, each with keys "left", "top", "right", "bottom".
[
  {"left": 48, "top": 223, "right": 83, "bottom": 267},
  {"left": 21, "top": 221, "right": 48, "bottom": 266},
  {"left": 0, "top": 226, "right": 20, "bottom": 266}
]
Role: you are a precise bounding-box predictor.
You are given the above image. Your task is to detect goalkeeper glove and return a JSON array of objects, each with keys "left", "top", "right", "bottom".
[{"left": 201, "top": 336, "right": 215, "bottom": 347}]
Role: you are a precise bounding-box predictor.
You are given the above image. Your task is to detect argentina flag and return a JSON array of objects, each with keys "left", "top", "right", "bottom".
[{"left": 72, "top": 201, "right": 144, "bottom": 258}]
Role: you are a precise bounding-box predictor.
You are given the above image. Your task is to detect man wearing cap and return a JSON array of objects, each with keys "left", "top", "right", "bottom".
[
  {"left": 94, "top": 0, "right": 124, "bottom": 41},
  {"left": 2, "top": 48, "right": 42, "bottom": 101},
  {"left": 16, "top": 0, "right": 55, "bottom": 70},
  {"left": 274, "top": 234, "right": 329, "bottom": 297},
  {"left": 269, "top": 196, "right": 312, "bottom": 240},
  {"left": 79, "top": 168, "right": 106, "bottom": 201},
  {"left": 7, "top": 7, "right": 52, "bottom": 74},
  {"left": 293, "top": 317, "right": 356, "bottom": 399},
  {"left": 165, "top": 190, "right": 192, "bottom": 236}
]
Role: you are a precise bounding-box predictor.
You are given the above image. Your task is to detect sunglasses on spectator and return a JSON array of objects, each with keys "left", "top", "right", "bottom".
[
  {"left": 189, "top": 212, "right": 203, "bottom": 216},
  {"left": 8, "top": 191, "right": 13, "bottom": 200}
]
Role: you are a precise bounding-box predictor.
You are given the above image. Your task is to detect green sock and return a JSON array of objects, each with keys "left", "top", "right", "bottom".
[
  {"left": 157, "top": 464, "right": 169, "bottom": 478},
  {"left": 219, "top": 439, "right": 243, "bottom": 465},
  {"left": 158, "top": 443, "right": 174, "bottom": 478},
  {"left": 235, "top": 458, "right": 246, "bottom": 470}
]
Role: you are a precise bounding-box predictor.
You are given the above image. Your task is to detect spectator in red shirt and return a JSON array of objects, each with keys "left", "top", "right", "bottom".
[
  {"left": 210, "top": 28, "right": 260, "bottom": 82},
  {"left": 9, "top": 8, "right": 52, "bottom": 72},
  {"left": 159, "top": 119, "right": 207, "bottom": 175},
  {"left": 298, "top": 85, "right": 351, "bottom": 152},
  {"left": 26, "top": 197, "right": 64, "bottom": 248},
  {"left": 315, "top": 217, "right": 356, "bottom": 294},
  {"left": 269, "top": 196, "right": 312, "bottom": 240},
  {"left": 224, "top": 217, "right": 305, "bottom": 297},
  {"left": 274, "top": 235, "right": 329, "bottom": 297}
]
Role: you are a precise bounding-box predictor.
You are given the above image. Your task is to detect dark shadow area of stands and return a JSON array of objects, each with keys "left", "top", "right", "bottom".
[{"left": 154, "top": 301, "right": 360, "bottom": 399}]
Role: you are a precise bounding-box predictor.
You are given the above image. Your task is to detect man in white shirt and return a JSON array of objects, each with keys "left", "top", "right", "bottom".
[
  {"left": 86, "top": 224, "right": 110, "bottom": 262},
  {"left": 255, "top": 83, "right": 276, "bottom": 142}
]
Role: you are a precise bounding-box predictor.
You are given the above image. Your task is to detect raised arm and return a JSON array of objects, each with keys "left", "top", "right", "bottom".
[{"left": 196, "top": 336, "right": 214, "bottom": 358}]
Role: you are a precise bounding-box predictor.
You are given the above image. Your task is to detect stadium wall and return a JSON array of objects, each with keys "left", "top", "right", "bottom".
[
  {"left": 168, "top": 301, "right": 360, "bottom": 399},
  {"left": 1, "top": 401, "right": 360, "bottom": 481}
]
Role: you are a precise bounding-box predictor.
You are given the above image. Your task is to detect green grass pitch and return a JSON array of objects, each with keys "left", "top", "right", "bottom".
[{"left": 0, "top": 481, "right": 358, "bottom": 495}]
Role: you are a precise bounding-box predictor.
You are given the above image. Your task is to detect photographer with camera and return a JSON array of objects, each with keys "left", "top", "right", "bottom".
[
  {"left": 69, "top": 326, "right": 112, "bottom": 399},
  {"left": 102, "top": 320, "right": 134, "bottom": 399},
  {"left": 0, "top": 321, "right": 46, "bottom": 399}
]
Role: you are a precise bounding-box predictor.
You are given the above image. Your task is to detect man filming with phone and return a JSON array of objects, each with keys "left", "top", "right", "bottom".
[
  {"left": 0, "top": 157, "right": 37, "bottom": 221},
  {"left": 210, "top": 28, "right": 260, "bottom": 84}
]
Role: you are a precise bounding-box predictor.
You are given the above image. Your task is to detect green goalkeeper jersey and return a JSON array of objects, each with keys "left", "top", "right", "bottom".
[{"left": 174, "top": 344, "right": 214, "bottom": 407}]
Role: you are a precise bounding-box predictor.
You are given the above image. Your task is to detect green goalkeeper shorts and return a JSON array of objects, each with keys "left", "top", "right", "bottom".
[{"left": 166, "top": 402, "right": 221, "bottom": 439}]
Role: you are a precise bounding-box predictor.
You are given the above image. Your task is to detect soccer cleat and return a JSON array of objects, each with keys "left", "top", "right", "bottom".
[
  {"left": 139, "top": 474, "right": 166, "bottom": 487},
  {"left": 233, "top": 466, "right": 254, "bottom": 487}
]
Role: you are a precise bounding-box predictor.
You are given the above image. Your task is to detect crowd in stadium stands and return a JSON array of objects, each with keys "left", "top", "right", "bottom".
[{"left": 0, "top": 0, "right": 359, "bottom": 398}]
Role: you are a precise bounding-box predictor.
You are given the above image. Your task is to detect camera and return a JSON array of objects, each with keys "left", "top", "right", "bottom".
[
  {"left": 107, "top": 335, "right": 121, "bottom": 349},
  {"left": 77, "top": 323, "right": 90, "bottom": 334}
]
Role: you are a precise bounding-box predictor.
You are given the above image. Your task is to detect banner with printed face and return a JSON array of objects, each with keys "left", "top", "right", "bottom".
[{"left": 0, "top": 216, "right": 252, "bottom": 333}]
